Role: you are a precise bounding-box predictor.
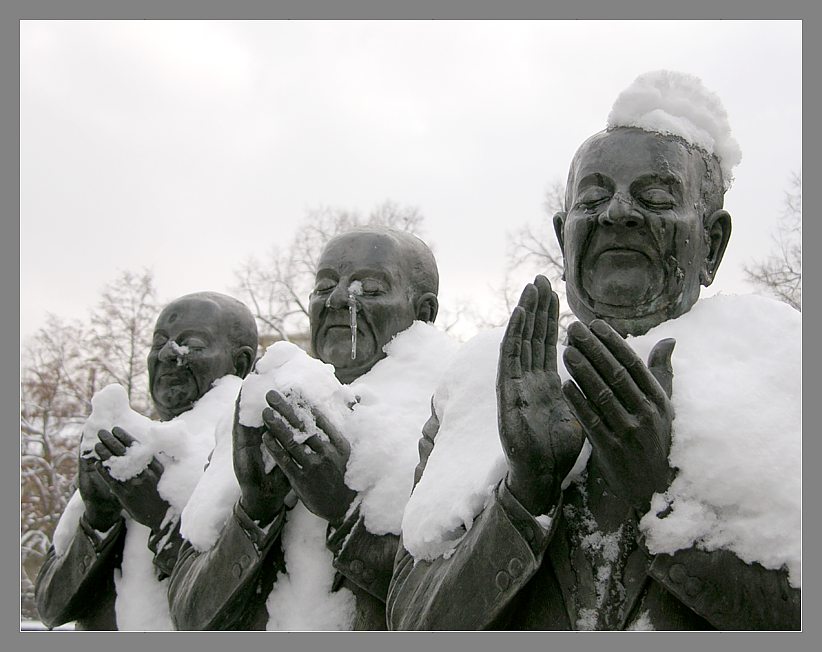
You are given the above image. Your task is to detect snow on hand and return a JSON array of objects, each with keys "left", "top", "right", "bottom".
[{"left": 54, "top": 377, "right": 242, "bottom": 630}]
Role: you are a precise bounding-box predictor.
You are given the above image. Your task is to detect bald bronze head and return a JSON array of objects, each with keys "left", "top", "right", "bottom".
[
  {"left": 553, "top": 127, "right": 732, "bottom": 336},
  {"left": 309, "top": 227, "right": 439, "bottom": 384},
  {"left": 147, "top": 291, "right": 258, "bottom": 420}
]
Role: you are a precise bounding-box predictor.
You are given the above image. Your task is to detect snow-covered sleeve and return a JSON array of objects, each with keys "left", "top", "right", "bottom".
[
  {"left": 326, "top": 503, "right": 399, "bottom": 602},
  {"left": 148, "top": 517, "right": 183, "bottom": 579},
  {"left": 34, "top": 514, "right": 125, "bottom": 629},
  {"left": 168, "top": 501, "right": 287, "bottom": 630},
  {"left": 387, "top": 479, "right": 561, "bottom": 631},
  {"left": 644, "top": 542, "right": 800, "bottom": 630}
]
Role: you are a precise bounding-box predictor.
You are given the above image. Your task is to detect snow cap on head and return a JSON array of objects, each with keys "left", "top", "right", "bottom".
[{"left": 607, "top": 70, "right": 742, "bottom": 190}]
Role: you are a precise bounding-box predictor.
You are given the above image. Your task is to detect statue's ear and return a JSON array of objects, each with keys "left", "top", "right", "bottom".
[
  {"left": 701, "top": 209, "right": 732, "bottom": 286},
  {"left": 415, "top": 292, "right": 439, "bottom": 323},
  {"left": 553, "top": 211, "right": 567, "bottom": 280},
  {"left": 232, "top": 346, "right": 255, "bottom": 379}
]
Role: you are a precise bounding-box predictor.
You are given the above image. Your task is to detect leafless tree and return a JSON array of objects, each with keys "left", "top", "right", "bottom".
[
  {"left": 481, "top": 180, "right": 574, "bottom": 336},
  {"left": 88, "top": 269, "right": 158, "bottom": 414},
  {"left": 20, "top": 316, "right": 91, "bottom": 618},
  {"left": 233, "top": 200, "right": 426, "bottom": 348},
  {"left": 20, "top": 270, "right": 160, "bottom": 619},
  {"left": 745, "top": 172, "right": 802, "bottom": 311}
]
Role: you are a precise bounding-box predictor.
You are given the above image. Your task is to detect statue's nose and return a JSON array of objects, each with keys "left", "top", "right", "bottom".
[
  {"left": 157, "top": 340, "right": 177, "bottom": 362},
  {"left": 325, "top": 283, "right": 349, "bottom": 310},
  {"left": 598, "top": 193, "right": 644, "bottom": 229}
]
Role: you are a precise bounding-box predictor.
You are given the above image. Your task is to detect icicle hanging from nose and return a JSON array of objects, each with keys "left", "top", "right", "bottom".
[
  {"left": 348, "top": 295, "right": 358, "bottom": 360},
  {"left": 347, "top": 281, "right": 364, "bottom": 360}
]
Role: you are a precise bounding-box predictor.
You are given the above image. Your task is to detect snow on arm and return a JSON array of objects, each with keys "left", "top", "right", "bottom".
[
  {"left": 152, "top": 375, "right": 242, "bottom": 516},
  {"left": 179, "top": 408, "right": 241, "bottom": 551},
  {"left": 263, "top": 322, "right": 456, "bottom": 629},
  {"left": 51, "top": 490, "right": 87, "bottom": 555},
  {"left": 401, "top": 328, "right": 589, "bottom": 561},
  {"left": 346, "top": 321, "right": 459, "bottom": 535}
]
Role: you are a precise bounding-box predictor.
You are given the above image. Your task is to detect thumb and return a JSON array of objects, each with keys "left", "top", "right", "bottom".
[{"left": 648, "top": 338, "right": 676, "bottom": 398}]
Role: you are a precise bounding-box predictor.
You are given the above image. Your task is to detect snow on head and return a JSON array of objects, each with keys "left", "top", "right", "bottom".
[{"left": 607, "top": 70, "right": 742, "bottom": 189}]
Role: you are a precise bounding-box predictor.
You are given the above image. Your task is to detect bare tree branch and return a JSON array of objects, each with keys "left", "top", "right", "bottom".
[{"left": 745, "top": 172, "right": 802, "bottom": 311}]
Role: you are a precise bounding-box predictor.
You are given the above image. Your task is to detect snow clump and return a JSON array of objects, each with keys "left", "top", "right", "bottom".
[{"left": 607, "top": 70, "right": 742, "bottom": 189}]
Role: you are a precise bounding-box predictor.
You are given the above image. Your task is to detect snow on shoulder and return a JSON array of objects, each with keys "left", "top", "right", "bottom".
[
  {"left": 607, "top": 70, "right": 742, "bottom": 189},
  {"left": 632, "top": 294, "right": 801, "bottom": 587},
  {"left": 347, "top": 321, "right": 458, "bottom": 535}
]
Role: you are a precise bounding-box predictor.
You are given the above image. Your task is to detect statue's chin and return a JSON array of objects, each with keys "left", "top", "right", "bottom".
[
  {"left": 583, "top": 250, "right": 664, "bottom": 308},
  {"left": 318, "top": 332, "right": 379, "bottom": 377},
  {"left": 153, "top": 386, "right": 197, "bottom": 419}
]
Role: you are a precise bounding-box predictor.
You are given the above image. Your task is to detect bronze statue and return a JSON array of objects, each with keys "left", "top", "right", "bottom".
[
  {"left": 168, "top": 226, "right": 440, "bottom": 630},
  {"left": 387, "top": 125, "right": 800, "bottom": 630},
  {"left": 35, "top": 292, "right": 257, "bottom": 630}
]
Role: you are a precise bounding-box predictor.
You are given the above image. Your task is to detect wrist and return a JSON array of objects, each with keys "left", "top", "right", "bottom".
[
  {"left": 327, "top": 491, "right": 357, "bottom": 529},
  {"left": 84, "top": 509, "right": 122, "bottom": 533},
  {"left": 239, "top": 496, "right": 284, "bottom": 528},
  {"left": 506, "top": 471, "right": 562, "bottom": 516}
]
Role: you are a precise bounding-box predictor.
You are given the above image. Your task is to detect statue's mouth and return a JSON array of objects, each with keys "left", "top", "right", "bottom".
[
  {"left": 155, "top": 366, "right": 191, "bottom": 381},
  {"left": 577, "top": 242, "right": 667, "bottom": 312},
  {"left": 589, "top": 241, "right": 658, "bottom": 262},
  {"left": 319, "top": 311, "right": 369, "bottom": 337}
]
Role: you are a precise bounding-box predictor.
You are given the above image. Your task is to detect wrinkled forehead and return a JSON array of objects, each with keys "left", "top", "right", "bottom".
[
  {"left": 570, "top": 128, "right": 703, "bottom": 196},
  {"left": 317, "top": 232, "right": 405, "bottom": 278},
  {"left": 155, "top": 297, "right": 224, "bottom": 334}
]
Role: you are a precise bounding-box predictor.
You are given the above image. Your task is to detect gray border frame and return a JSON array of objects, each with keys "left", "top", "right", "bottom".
[{"left": 7, "top": 3, "right": 815, "bottom": 652}]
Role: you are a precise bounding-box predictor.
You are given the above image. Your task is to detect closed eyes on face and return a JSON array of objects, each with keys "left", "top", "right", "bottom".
[
  {"left": 312, "top": 273, "right": 391, "bottom": 296},
  {"left": 636, "top": 187, "right": 677, "bottom": 209},
  {"left": 151, "top": 331, "right": 211, "bottom": 353},
  {"left": 313, "top": 277, "right": 338, "bottom": 293},
  {"left": 573, "top": 174, "right": 682, "bottom": 214},
  {"left": 575, "top": 187, "right": 612, "bottom": 211},
  {"left": 630, "top": 174, "right": 682, "bottom": 211},
  {"left": 573, "top": 173, "right": 614, "bottom": 211}
]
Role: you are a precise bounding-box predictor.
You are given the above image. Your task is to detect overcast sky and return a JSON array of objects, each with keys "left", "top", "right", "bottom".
[{"left": 20, "top": 20, "right": 802, "bottom": 341}]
